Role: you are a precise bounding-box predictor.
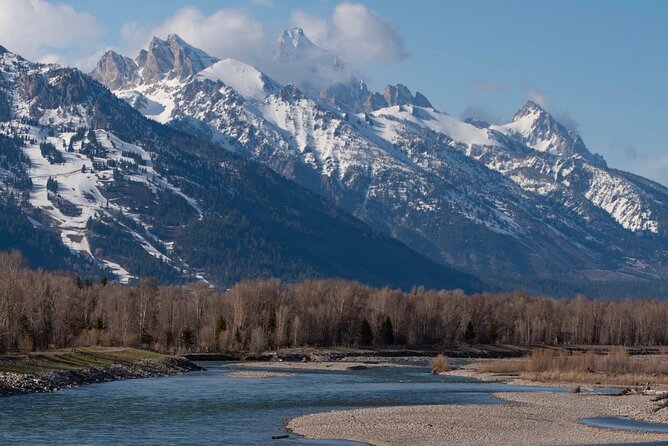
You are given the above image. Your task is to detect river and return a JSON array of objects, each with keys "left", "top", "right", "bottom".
[{"left": 0, "top": 362, "right": 664, "bottom": 445}]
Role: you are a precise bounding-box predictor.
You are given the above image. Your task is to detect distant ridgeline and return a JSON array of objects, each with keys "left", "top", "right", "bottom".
[{"left": 1, "top": 251, "right": 667, "bottom": 355}]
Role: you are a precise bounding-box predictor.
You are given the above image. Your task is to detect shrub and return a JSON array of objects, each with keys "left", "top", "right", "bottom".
[{"left": 431, "top": 354, "right": 449, "bottom": 374}]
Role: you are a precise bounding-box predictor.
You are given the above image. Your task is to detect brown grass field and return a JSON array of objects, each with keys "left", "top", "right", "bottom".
[{"left": 478, "top": 348, "right": 668, "bottom": 386}]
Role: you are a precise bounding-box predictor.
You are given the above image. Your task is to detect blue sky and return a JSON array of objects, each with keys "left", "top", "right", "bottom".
[{"left": 1, "top": 0, "right": 666, "bottom": 185}]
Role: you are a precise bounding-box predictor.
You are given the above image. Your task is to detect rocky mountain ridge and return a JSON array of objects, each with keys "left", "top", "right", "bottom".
[
  {"left": 0, "top": 43, "right": 478, "bottom": 291},
  {"left": 90, "top": 30, "right": 668, "bottom": 295}
]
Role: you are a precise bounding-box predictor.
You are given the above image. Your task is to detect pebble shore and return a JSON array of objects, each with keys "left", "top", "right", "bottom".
[
  {"left": 226, "top": 370, "right": 296, "bottom": 378},
  {"left": 287, "top": 392, "right": 668, "bottom": 445},
  {"left": 0, "top": 357, "right": 201, "bottom": 397}
]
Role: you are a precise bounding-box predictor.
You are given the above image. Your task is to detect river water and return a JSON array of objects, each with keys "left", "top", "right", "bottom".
[{"left": 0, "top": 363, "right": 664, "bottom": 445}]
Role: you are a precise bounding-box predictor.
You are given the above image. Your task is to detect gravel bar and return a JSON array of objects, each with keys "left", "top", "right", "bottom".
[{"left": 287, "top": 392, "right": 668, "bottom": 445}]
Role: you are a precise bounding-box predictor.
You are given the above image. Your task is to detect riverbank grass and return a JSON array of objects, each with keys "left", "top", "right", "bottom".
[
  {"left": 0, "top": 347, "right": 170, "bottom": 374},
  {"left": 479, "top": 348, "right": 668, "bottom": 386}
]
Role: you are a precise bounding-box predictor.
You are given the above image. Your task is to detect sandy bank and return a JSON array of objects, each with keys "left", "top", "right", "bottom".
[{"left": 287, "top": 392, "right": 668, "bottom": 445}]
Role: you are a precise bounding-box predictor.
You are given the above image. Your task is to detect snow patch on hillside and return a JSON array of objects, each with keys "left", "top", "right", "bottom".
[
  {"left": 584, "top": 165, "right": 659, "bottom": 233},
  {"left": 0, "top": 120, "right": 202, "bottom": 282}
]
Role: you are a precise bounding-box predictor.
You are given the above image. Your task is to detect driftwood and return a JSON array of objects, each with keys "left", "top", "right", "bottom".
[
  {"left": 618, "top": 382, "right": 668, "bottom": 413},
  {"left": 649, "top": 387, "right": 668, "bottom": 412},
  {"left": 652, "top": 392, "right": 668, "bottom": 409},
  {"left": 622, "top": 382, "right": 651, "bottom": 395}
]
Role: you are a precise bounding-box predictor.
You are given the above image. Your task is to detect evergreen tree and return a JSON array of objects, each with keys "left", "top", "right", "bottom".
[
  {"left": 92, "top": 317, "right": 105, "bottom": 331},
  {"left": 463, "top": 321, "right": 476, "bottom": 343},
  {"left": 380, "top": 316, "right": 394, "bottom": 345},
  {"left": 215, "top": 315, "right": 227, "bottom": 341},
  {"left": 359, "top": 319, "right": 373, "bottom": 345},
  {"left": 87, "top": 128, "right": 98, "bottom": 146},
  {"left": 267, "top": 309, "right": 277, "bottom": 333},
  {"left": 480, "top": 322, "right": 498, "bottom": 344},
  {"left": 180, "top": 328, "right": 194, "bottom": 350},
  {"left": 46, "top": 177, "right": 58, "bottom": 193}
]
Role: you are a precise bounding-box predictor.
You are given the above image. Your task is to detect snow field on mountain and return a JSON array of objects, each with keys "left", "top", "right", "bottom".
[
  {"left": 584, "top": 165, "right": 659, "bottom": 233},
  {"left": 372, "top": 105, "right": 496, "bottom": 147},
  {"left": 199, "top": 59, "right": 280, "bottom": 101}
]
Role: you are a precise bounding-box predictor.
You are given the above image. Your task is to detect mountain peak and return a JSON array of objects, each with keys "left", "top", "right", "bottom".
[
  {"left": 138, "top": 35, "right": 218, "bottom": 84},
  {"left": 284, "top": 27, "right": 305, "bottom": 37},
  {"left": 149, "top": 35, "right": 164, "bottom": 46},
  {"left": 275, "top": 27, "right": 321, "bottom": 63},
  {"left": 278, "top": 27, "right": 308, "bottom": 47},
  {"left": 90, "top": 50, "right": 139, "bottom": 90},
  {"left": 0, "top": 45, "right": 8, "bottom": 55},
  {"left": 506, "top": 100, "right": 605, "bottom": 165},
  {"left": 166, "top": 33, "right": 186, "bottom": 44},
  {"left": 513, "top": 100, "right": 547, "bottom": 121},
  {"left": 379, "top": 84, "right": 433, "bottom": 110}
]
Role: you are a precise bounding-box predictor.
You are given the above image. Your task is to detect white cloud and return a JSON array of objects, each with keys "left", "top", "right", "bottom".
[
  {"left": 291, "top": 2, "right": 407, "bottom": 65},
  {"left": 0, "top": 0, "right": 100, "bottom": 63},
  {"left": 527, "top": 88, "right": 550, "bottom": 108},
  {"left": 291, "top": 10, "right": 330, "bottom": 46},
  {"left": 120, "top": 22, "right": 145, "bottom": 48},
  {"left": 147, "top": 7, "right": 266, "bottom": 63},
  {"left": 525, "top": 88, "right": 579, "bottom": 131}
]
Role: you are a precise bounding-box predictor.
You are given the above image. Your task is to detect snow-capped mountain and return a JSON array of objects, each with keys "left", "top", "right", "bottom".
[
  {"left": 199, "top": 59, "right": 281, "bottom": 101},
  {"left": 492, "top": 100, "right": 606, "bottom": 165},
  {"left": 0, "top": 43, "right": 478, "bottom": 291},
  {"left": 91, "top": 31, "right": 668, "bottom": 295},
  {"left": 272, "top": 27, "right": 346, "bottom": 93}
]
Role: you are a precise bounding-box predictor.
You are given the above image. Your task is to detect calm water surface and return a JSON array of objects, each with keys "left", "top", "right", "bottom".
[{"left": 0, "top": 362, "right": 656, "bottom": 446}]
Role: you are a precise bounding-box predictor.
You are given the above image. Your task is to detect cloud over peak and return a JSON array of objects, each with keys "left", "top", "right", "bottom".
[
  {"left": 145, "top": 7, "right": 266, "bottom": 64},
  {"left": 291, "top": 2, "right": 408, "bottom": 65}
]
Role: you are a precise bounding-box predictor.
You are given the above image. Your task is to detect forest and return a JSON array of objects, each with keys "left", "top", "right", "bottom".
[{"left": 0, "top": 250, "right": 667, "bottom": 355}]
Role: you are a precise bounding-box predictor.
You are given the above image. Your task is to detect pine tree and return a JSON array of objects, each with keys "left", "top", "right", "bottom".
[
  {"left": 359, "top": 319, "right": 373, "bottom": 345},
  {"left": 267, "top": 309, "right": 277, "bottom": 333},
  {"left": 463, "top": 321, "right": 476, "bottom": 343},
  {"left": 215, "top": 315, "right": 227, "bottom": 341},
  {"left": 180, "top": 328, "right": 194, "bottom": 350},
  {"left": 480, "top": 322, "right": 498, "bottom": 344},
  {"left": 87, "top": 127, "right": 98, "bottom": 146},
  {"left": 46, "top": 177, "right": 58, "bottom": 193},
  {"left": 380, "top": 316, "right": 394, "bottom": 345}
]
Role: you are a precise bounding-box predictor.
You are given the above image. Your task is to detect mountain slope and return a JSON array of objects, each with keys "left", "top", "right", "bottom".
[
  {"left": 91, "top": 32, "right": 668, "bottom": 296},
  {"left": 0, "top": 44, "right": 480, "bottom": 291}
]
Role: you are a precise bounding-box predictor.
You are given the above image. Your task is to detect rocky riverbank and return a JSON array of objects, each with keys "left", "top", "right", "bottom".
[
  {"left": 185, "top": 345, "right": 531, "bottom": 363},
  {"left": 0, "top": 349, "right": 202, "bottom": 397}
]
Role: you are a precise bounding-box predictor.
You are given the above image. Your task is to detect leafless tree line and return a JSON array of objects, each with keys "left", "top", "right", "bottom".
[{"left": 0, "top": 251, "right": 667, "bottom": 354}]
